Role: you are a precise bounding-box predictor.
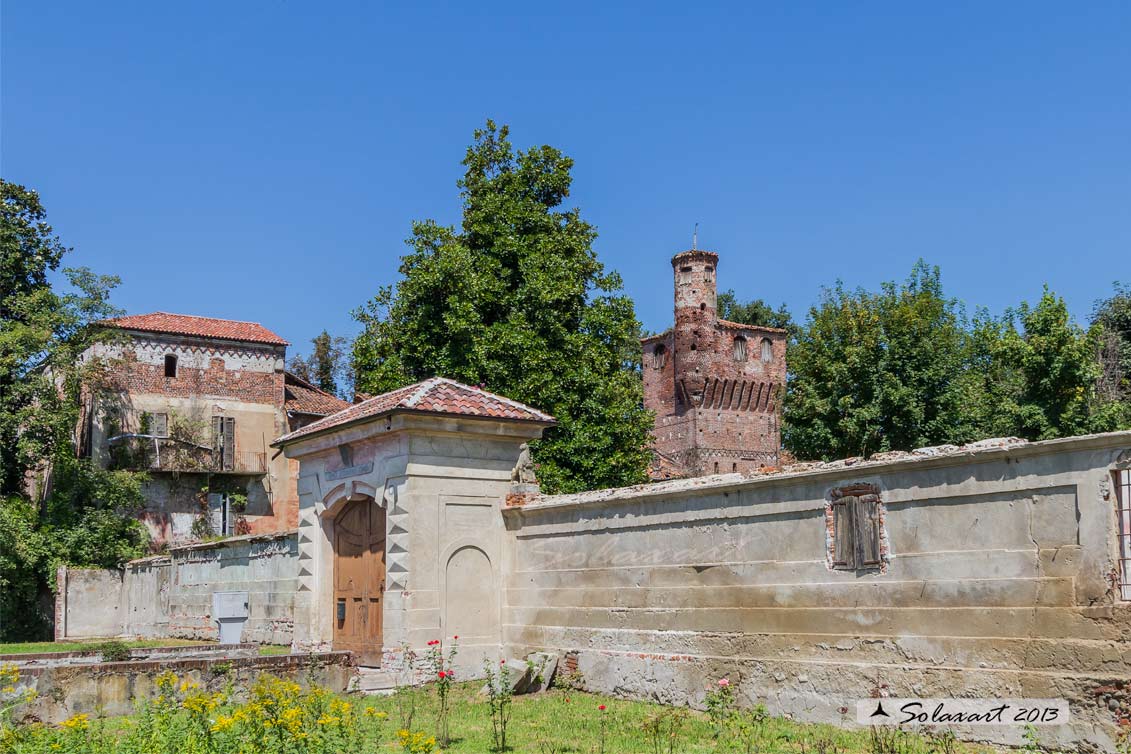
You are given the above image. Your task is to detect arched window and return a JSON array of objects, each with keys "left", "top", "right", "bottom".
[
  {"left": 733, "top": 335, "right": 747, "bottom": 362},
  {"left": 652, "top": 344, "right": 667, "bottom": 369},
  {"left": 164, "top": 354, "right": 178, "bottom": 378},
  {"left": 760, "top": 338, "right": 774, "bottom": 364}
]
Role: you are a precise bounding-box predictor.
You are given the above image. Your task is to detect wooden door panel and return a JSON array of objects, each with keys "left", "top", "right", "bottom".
[{"left": 333, "top": 498, "right": 385, "bottom": 666}]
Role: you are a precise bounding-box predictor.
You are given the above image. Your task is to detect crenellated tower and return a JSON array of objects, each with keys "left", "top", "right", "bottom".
[{"left": 642, "top": 249, "right": 787, "bottom": 478}]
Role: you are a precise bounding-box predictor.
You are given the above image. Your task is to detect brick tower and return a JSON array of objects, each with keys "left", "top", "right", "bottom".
[{"left": 641, "top": 249, "right": 787, "bottom": 477}]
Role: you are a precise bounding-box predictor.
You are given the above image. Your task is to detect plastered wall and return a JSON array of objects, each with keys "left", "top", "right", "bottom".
[{"left": 502, "top": 434, "right": 1131, "bottom": 751}]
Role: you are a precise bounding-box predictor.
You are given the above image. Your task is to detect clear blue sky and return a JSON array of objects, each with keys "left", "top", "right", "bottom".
[{"left": 3, "top": 2, "right": 1128, "bottom": 356}]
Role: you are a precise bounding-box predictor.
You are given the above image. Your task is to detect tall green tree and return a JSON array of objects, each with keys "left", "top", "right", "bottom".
[
  {"left": 783, "top": 261, "right": 972, "bottom": 460},
  {"left": 1092, "top": 283, "right": 1131, "bottom": 407},
  {"left": 0, "top": 179, "right": 148, "bottom": 639},
  {"left": 288, "top": 330, "right": 353, "bottom": 399},
  {"left": 968, "top": 288, "right": 1116, "bottom": 439},
  {"left": 353, "top": 122, "right": 652, "bottom": 493}
]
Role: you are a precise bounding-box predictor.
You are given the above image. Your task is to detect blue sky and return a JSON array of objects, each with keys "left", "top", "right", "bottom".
[{"left": 3, "top": 2, "right": 1128, "bottom": 357}]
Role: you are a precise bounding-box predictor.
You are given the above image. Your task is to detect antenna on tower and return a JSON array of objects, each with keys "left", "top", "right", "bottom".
[{"left": 692, "top": 223, "right": 698, "bottom": 250}]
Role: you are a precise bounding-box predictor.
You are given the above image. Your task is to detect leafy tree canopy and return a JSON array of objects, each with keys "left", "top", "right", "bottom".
[
  {"left": 783, "top": 261, "right": 971, "bottom": 460},
  {"left": 716, "top": 290, "right": 797, "bottom": 339},
  {"left": 353, "top": 122, "right": 653, "bottom": 493}
]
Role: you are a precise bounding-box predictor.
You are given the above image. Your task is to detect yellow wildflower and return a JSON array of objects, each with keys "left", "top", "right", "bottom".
[
  {"left": 60, "top": 713, "right": 90, "bottom": 731},
  {"left": 211, "top": 715, "right": 234, "bottom": 733}
]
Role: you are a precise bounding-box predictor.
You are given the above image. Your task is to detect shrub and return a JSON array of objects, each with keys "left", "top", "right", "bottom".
[
  {"left": 97, "top": 640, "right": 132, "bottom": 663},
  {"left": 482, "top": 658, "right": 514, "bottom": 753}
]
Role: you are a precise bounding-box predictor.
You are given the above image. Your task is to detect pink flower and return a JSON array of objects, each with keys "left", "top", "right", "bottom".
[{"left": 718, "top": 678, "right": 730, "bottom": 687}]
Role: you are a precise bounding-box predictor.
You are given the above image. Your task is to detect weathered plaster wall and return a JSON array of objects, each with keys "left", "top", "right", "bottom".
[
  {"left": 502, "top": 434, "right": 1131, "bottom": 751},
  {"left": 163, "top": 532, "right": 298, "bottom": 644},
  {"left": 55, "top": 568, "right": 125, "bottom": 640}
]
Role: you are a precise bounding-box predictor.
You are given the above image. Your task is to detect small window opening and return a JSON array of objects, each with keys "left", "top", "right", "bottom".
[
  {"left": 700, "top": 303, "right": 706, "bottom": 311},
  {"left": 1117, "top": 469, "right": 1131, "bottom": 601},
  {"left": 733, "top": 335, "right": 747, "bottom": 362},
  {"left": 680, "top": 266, "right": 693, "bottom": 273},
  {"left": 760, "top": 338, "right": 774, "bottom": 364},
  {"left": 732, "top": 463, "right": 737, "bottom": 472},
  {"left": 689, "top": 342, "right": 696, "bottom": 351},
  {"left": 713, "top": 462, "right": 719, "bottom": 474},
  {"left": 830, "top": 488, "right": 883, "bottom": 571},
  {"left": 652, "top": 344, "right": 667, "bottom": 369},
  {"left": 164, "top": 354, "right": 178, "bottom": 378}
]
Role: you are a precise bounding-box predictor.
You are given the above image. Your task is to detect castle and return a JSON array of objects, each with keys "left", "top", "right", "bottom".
[{"left": 642, "top": 249, "right": 788, "bottom": 477}]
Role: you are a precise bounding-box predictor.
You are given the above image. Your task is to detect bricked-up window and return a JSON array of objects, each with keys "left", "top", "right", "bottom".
[
  {"left": 830, "top": 488, "right": 883, "bottom": 571},
  {"left": 653, "top": 344, "right": 667, "bottom": 369},
  {"left": 760, "top": 338, "right": 774, "bottom": 364},
  {"left": 164, "top": 354, "right": 178, "bottom": 378},
  {"left": 733, "top": 335, "right": 747, "bottom": 362},
  {"left": 212, "top": 416, "right": 235, "bottom": 471},
  {"left": 1117, "top": 469, "right": 1131, "bottom": 601}
]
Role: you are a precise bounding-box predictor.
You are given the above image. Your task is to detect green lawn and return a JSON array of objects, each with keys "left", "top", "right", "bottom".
[
  {"left": 0, "top": 638, "right": 207, "bottom": 655},
  {"left": 257, "top": 644, "right": 292, "bottom": 656},
  {"left": 353, "top": 683, "right": 1004, "bottom": 754}
]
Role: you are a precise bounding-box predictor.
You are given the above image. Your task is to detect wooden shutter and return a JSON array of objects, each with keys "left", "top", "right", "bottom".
[
  {"left": 832, "top": 496, "right": 856, "bottom": 569},
  {"left": 855, "top": 497, "right": 882, "bottom": 567},
  {"left": 222, "top": 417, "right": 235, "bottom": 470},
  {"left": 150, "top": 412, "right": 168, "bottom": 438}
]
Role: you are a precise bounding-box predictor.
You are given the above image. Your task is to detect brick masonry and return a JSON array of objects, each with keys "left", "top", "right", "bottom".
[{"left": 642, "top": 250, "right": 787, "bottom": 477}]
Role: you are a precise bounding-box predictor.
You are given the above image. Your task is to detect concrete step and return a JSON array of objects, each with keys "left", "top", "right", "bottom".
[{"left": 350, "top": 667, "right": 398, "bottom": 695}]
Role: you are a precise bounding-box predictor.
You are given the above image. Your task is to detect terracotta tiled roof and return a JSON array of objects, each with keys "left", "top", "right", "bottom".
[
  {"left": 716, "top": 319, "right": 788, "bottom": 334},
  {"left": 284, "top": 372, "right": 352, "bottom": 416},
  {"left": 102, "top": 312, "right": 288, "bottom": 346},
  {"left": 274, "top": 377, "right": 555, "bottom": 445}
]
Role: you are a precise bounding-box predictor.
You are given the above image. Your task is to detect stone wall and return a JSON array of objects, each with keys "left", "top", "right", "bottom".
[
  {"left": 502, "top": 433, "right": 1131, "bottom": 751},
  {"left": 56, "top": 533, "right": 298, "bottom": 645},
  {"left": 16, "top": 652, "right": 353, "bottom": 724},
  {"left": 164, "top": 531, "right": 297, "bottom": 644}
]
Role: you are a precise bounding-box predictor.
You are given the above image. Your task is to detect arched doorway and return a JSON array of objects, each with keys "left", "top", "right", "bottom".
[{"left": 333, "top": 497, "right": 385, "bottom": 665}]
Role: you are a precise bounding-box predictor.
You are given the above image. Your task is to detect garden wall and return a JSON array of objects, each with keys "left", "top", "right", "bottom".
[
  {"left": 55, "top": 531, "right": 298, "bottom": 645},
  {"left": 501, "top": 433, "right": 1131, "bottom": 751},
  {"left": 16, "top": 651, "right": 353, "bottom": 723}
]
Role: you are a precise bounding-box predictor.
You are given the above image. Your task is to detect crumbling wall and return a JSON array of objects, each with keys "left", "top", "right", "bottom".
[
  {"left": 164, "top": 531, "right": 297, "bottom": 645},
  {"left": 503, "top": 433, "right": 1131, "bottom": 751}
]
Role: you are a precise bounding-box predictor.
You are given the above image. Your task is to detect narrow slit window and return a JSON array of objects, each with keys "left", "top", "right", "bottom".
[{"left": 164, "top": 354, "right": 178, "bottom": 378}]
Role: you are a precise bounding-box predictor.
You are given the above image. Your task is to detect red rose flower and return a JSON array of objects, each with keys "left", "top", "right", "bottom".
[
  {"left": 438, "top": 671, "right": 446, "bottom": 679},
  {"left": 598, "top": 705, "right": 606, "bottom": 711}
]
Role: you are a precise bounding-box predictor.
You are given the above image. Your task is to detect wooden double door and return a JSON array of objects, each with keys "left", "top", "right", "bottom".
[{"left": 333, "top": 498, "right": 386, "bottom": 666}]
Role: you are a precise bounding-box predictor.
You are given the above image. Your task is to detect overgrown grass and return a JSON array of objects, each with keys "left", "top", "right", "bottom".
[
  {"left": 354, "top": 682, "right": 1001, "bottom": 754},
  {"left": 0, "top": 638, "right": 207, "bottom": 655},
  {"left": 257, "top": 645, "right": 292, "bottom": 656}
]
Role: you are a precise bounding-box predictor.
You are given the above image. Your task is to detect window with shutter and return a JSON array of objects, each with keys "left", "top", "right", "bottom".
[
  {"left": 829, "top": 488, "right": 884, "bottom": 572},
  {"left": 212, "top": 416, "right": 236, "bottom": 471}
]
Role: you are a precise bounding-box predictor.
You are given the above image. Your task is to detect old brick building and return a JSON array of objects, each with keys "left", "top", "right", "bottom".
[
  {"left": 641, "top": 250, "right": 787, "bottom": 477},
  {"left": 81, "top": 312, "right": 349, "bottom": 547}
]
